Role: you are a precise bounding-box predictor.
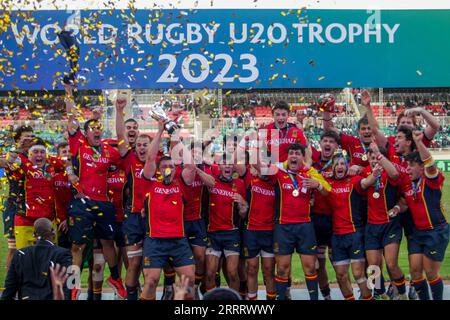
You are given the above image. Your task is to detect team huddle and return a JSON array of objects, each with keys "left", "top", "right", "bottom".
[{"left": 0, "top": 87, "right": 447, "bottom": 301}]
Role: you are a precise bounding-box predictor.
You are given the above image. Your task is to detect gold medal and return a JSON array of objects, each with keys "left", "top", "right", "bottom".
[
  {"left": 232, "top": 172, "right": 239, "bottom": 179},
  {"left": 362, "top": 154, "right": 368, "bottom": 161},
  {"left": 164, "top": 168, "right": 172, "bottom": 176},
  {"left": 292, "top": 189, "right": 299, "bottom": 197},
  {"left": 373, "top": 192, "right": 380, "bottom": 199}
]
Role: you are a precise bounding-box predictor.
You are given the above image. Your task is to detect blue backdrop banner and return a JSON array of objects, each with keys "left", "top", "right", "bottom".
[{"left": 1, "top": 9, "right": 450, "bottom": 90}]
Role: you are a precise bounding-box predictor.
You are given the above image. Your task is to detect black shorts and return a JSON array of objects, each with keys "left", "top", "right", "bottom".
[
  {"left": 123, "top": 212, "right": 146, "bottom": 246},
  {"left": 312, "top": 213, "right": 333, "bottom": 247},
  {"left": 143, "top": 237, "right": 194, "bottom": 269},
  {"left": 68, "top": 198, "right": 117, "bottom": 245},
  {"left": 184, "top": 219, "right": 208, "bottom": 247}
]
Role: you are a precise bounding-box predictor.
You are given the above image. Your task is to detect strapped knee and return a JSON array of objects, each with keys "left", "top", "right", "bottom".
[{"left": 92, "top": 253, "right": 105, "bottom": 282}]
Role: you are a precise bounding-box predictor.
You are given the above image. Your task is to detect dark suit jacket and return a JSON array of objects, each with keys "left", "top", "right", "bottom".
[{"left": 1, "top": 239, "right": 72, "bottom": 300}]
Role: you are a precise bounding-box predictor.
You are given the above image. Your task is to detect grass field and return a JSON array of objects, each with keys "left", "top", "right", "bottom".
[{"left": 1, "top": 173, "right": 450, "bottom": 289}]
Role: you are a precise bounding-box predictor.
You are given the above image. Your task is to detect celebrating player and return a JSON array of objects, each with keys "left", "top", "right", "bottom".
[
  {"left": 64, "top": 84, "right": 126, "bottom": 300},
  {"left": 311, "top": 131, "right": 340, "bottom": 300},
  {"left": 253, "top": 143, "right": 330, "bottom": 300},
  {"left": 361, "top": 143, "right": 407, "bottom": 300},
  {"left": 398, "top": 131, "right": 449, "bottom": 300},
  {"left": 327, "top": 153, "right": 373, "bottom": 300},
  {"left": 140, "top": 119, "right": 197, "bottom": 300}
]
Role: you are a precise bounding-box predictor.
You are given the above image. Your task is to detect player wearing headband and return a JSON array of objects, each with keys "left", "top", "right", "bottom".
[
  {"left": 327, "top": 153, "right": 373, "bottom": 300},
  {"left": 252, "top": 143, "right": 330, "bottom": 300},
  {"left": 64, "top": 84, "right": 126, "bottom": 300},
  {"left": 0, "top": 125, "right": 35, "bottom": 270},
  {"left": 397, "top": 132, "right": 448, "bottom": 300},
  {"left": 8, "top": 139, "right": 65, "bottom": 250},
  {"left": 360, "top": 143, "right": 407, "bottom": 300}
]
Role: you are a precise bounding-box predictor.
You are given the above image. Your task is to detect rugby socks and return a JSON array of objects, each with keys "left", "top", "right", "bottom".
[
  {"left": 239, "top": 281, "right": 248, "bottom": 299},
  {"left": 305, "top": 273, "right": 319, "bottom": 300},
  {"left": 248, "top": 292, "right": 258, "bottom": 300},
  {"left": 215, "top": 272, "right": 221, "bottom": 288},
  {"left": 344, "top": 293, "right": 355, "bottom": 300},
  {"left": 275, "top": 275, "right": 289, "bottom": 300},
  {"left": 109, "top": 265, "right": 120, "bottom": 280},
  {"left": 412, "top": 277, "right": 430, "bottom": 300},
  {"left": 164, "top": 271, "right": 176, "bottom": 287},
  {"left": 362, "top": 294, "right": 374, "bottom": 300},
  {"left": 139, "top": 294, "right": 156, "bottom": 300},
  {"left": 126, "top": 285, "right": 139, "bottom": 301},
  {"left": 320, "top": 284, "right": 331, "bottom": 299},
  {"left": 374, "top": 273, "right": 386, "bottom": 296},
  {"left": 392, "top": 276, "right": 406, "bottom": 295},
  {"left": 266, "top": 291, "right": 277, "bottom": 300},
  {"left": 428, "top": 277, "right": 444, "bottom": 300},
  {"left": 93, "top": 288, "right": 102, "bottom": 301},
  {"left": 86, "top": 289, "right": 94, "bottom": 301}
]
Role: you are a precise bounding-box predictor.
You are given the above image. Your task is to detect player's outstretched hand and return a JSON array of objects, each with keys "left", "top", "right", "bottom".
[
  {"left": 404, "top": 107, "right": 423, "bottom": 117},
  {"left": 361, "top": 90, "right": 371, "bottom": 107}
]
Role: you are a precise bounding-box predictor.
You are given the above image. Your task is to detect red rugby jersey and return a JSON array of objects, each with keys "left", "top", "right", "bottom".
[
  {"left": 361, "top": 167, "right": 401, "bottom": 224},
  {"left": 53, "top": 164, "right": 72, "bottom": 224},
  {"left": 340, "top": 133, "right": 370, "bottom": 168},
  {"left": 260, "top": 122, "right": 307, "bottom": 163},
  {"left": 311, "top": 148, "right": 333, "bottom": 215},
  {"left": 122, "top": 150, "right": 151, "bottom": 214},
  {"left": 207, "top": 176, "right": 246, "bottom": 232},
  {"left": 107, "top": 166, "right": 126, "bottom": 223},
  {"left": 144, "top": 175, "right": 185, "bottom": 238},
  {"left": 401, "top": 172, "right": 447, "bottom": 230},
  {"left": 177, "top": 165, "right": 210, "bottom": 222},
  {"left": 14, "top": 157, "right": 65, "bottom": 227},
  {"left": 329, "top": 176, "right": 365, "bottom": 235},
  {"left": 69, "top": 129, "right": 121, "bottom": 202},
  {"left": 269, "top": 166, "right": 324, "bottom": 225},
  {"left": 243, "top": 171, "right": 275, "bottom": 231}
]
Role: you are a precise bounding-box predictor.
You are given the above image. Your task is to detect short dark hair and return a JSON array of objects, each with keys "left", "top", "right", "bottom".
[
  {"left": 83, "top": 119, "right": 100, "bottom": 132},
  {"left": 397, "top": 125, "right": 414, "bottom": 142},
  {"left": 396, "top": 111, "right": 417, "bottom": 126},
  {"left": 286, "top": 143, "right": 306, "bottom": 156},
  {"left": 202, "top": 288, "right": 242, "bottom": 300},
  {"left": 405, "top": 151, "right": 423, "bottom": 165},
  {"left": 32, "top": 137, "right": 46, "bottom": 148},
  {"left": 320, "top": 130, "right": 340, "bottom": 144},
  {"left": 57, "top": 142, "right": 69, "bottom": 152},
  {"left": 125, "top": 118, "right": 138, "bottom": 125},
  {"left": 157, "top": 155, "right": 172, "bottom": 168},
  {"left": 272, "top": 100, "right": 290, "bottom": 113},
  {"left": 14, "top": 125, "right": 33, "bottom": 142},
  {"left": 357, "top": 116, "right": 369, "bottom": 130}
]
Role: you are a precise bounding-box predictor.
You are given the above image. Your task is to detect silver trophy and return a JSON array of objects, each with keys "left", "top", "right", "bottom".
[{"left": 149, "top": 102, "right": 178, "bottom": 134}]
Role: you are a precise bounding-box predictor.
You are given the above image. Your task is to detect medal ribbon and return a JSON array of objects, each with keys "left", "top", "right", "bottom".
[
  {"left": 319, "top": 158, "right": 333, "bottom": 173},
  {"left": 374, "top": 175, "right": 380, "bottom": 193},
  {"left": 411, "top": 176, "right": 423, "bottom": 199},
  {"left": 91, "top": 145, "right": 102, "bottom": 157},
  {"left": 287, "top": 171, "right": 299, "bottom": 191},
  {"left": 360, "top": 139, "right": 369, "bottom": 160}
]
